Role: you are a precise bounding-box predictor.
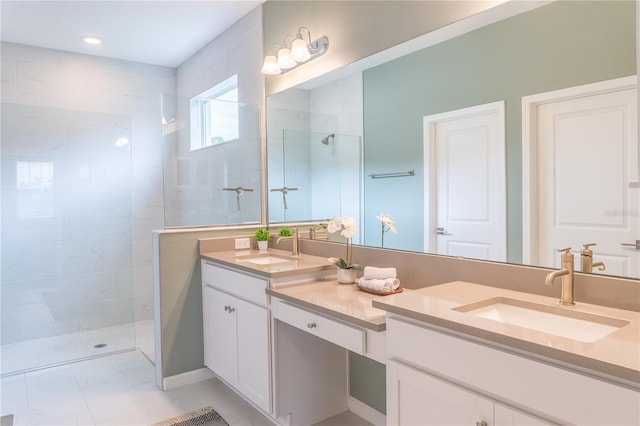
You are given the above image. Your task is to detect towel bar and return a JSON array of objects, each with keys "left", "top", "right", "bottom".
[{"left": 368, "top": 170, "right": 415, "bottom": 179}]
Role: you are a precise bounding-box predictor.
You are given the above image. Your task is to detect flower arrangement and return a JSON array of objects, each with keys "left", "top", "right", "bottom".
[
  {"left": 375, "top": 213, "right": 397, "bottom": 248},
  {"left": 327, "top": 215, "right": 363, "bottom": 271}
]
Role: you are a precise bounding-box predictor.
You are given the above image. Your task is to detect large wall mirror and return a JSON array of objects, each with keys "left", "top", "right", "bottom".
[{"left": 266, "top": 0, "right": 639, "bottom": 278}]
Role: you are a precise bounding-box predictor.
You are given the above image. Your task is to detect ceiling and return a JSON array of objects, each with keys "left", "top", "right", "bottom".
[{"left": 0, "top": 0, "right": 264, "bottom": 68}]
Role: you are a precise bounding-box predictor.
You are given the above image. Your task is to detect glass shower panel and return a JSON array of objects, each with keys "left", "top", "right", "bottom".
[
  {"left": 270, "top": 129, "right": 361, "bottom": 224},
  {"left": 0, "top": 104, "right": 136, "bottom": 375},
  {"left": 162, "top": 93, "right": 262, "bottom": 227}
]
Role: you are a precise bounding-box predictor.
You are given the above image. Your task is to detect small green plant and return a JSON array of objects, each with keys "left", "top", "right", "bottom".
[
  {"left": 278, "top": 226, "right": 293, "bottom": 237},
  {"left": 254, "top": 228, "right": 271, "bottom": 241}
]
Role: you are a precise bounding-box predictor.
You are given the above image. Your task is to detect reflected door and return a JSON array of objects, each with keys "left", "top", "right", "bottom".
[
  {"left": 424, "top": 101, "right": 507, "bottom": 261},
  {"left": 526, "top": 77, "right": 639, "bottom": 277}
]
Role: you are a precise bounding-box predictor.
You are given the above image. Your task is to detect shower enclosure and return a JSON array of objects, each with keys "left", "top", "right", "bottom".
[
  {"left": 1, "top": 104, "right": 136, "bottom": 375},
  {"left": 268, "top": 129, "right": 362, "bottom": 232}
]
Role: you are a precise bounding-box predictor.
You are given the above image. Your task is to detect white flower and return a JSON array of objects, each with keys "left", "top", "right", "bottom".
[
  {"left": 376, "top": 213, "right": 397, "bottom": 233},
  {"left": 327, "top": 217, "right": 342, "bottom": 234},
  {"left": 340, "top": 216, "right": 358, "bottom": 239},
  {"left": 327, "top": 215, "right": 358, "bottom": 239}
]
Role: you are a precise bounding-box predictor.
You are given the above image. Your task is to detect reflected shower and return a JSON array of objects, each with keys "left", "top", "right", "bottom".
[{"left": 321, "top": 133, "right": 335, "bottom": 145}]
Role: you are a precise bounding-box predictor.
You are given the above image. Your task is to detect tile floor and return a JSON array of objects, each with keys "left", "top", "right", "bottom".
[
  {"left": 1, "top": 320, "right": 155, "bottom": 376},
  {"left": 1, "top": 349, "right": 372, "bottom": 426}
]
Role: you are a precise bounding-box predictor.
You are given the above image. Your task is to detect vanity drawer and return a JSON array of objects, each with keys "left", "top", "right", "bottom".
[
  {"left": 274, "top": 300, "right": 365, "bottom": 354},
  {"left": 202, "top": 260, "right": 268, "bottom": 305}
]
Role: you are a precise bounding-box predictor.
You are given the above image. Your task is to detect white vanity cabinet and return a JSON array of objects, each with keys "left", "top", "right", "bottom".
[
  {"left": 387, "top": 360, "right": 552, "bottom": 426},
  {"left": 201, "top": 261, "right": 271, "bottom": 414},
  {"left": 385, "top": 316, "right": 639, "bottom": 426}
]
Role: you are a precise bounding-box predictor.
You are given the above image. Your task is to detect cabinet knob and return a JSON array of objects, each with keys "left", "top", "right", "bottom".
[
  {"left": 224, "top": 305, "right": 235, "bottom": 313},
  {"left": 307, "top": 322, "right": 317, "bottom": 329},
  {"left": 228, "top": 306, "right": 235, "bottom": 313}
]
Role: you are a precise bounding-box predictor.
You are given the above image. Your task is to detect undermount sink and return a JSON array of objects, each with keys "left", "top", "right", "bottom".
[
  {"left": 453, "top": 297, "right": 630, "bottom": 343},
  {"left": 237, "top": 253, "right": 298, "bottom": 266}
]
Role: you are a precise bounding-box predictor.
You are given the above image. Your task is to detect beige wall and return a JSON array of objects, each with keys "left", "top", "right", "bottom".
[{"left": 262, "top": 0, "right": 500, "bottom": 95}]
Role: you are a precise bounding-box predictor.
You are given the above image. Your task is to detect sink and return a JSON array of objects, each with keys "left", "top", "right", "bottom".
[
  {"left": 453, "top": 297, "right": 629, "bottom": 343},
  {"left": 236, "top": 253, "right": 298, "bottom": 266},
  {"left": 243, "top": 256, "right": 294, "bottom": 265}
]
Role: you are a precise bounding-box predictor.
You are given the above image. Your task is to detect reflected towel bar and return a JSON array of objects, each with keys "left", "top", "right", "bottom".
[{"left": 368, "top": 170, "right": 415, "bottom": 179}]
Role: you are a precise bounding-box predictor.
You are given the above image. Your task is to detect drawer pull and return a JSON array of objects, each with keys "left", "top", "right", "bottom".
[
  {"left": 224, "top": 305, "right": 236, "bottom": 313},
  {"left": 307, "top": 322, "right": 317, "bottom": 329}
]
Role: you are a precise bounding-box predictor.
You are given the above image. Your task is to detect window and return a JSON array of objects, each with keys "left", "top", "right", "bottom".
[{"left": 190, "top": 74, "right": 239, "bottom": 151}]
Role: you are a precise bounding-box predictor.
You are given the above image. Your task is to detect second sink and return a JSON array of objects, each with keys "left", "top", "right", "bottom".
[{"left": 453, "top": 297, "right": 629, "bottom": 343}]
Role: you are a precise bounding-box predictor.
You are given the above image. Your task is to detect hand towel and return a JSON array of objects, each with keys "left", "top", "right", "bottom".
[
  {"left": 358, "top": 277, "right": 400, "bottom": 292},
  {"left": 363, "top": 266, "right": 397, "bottom": 280}
]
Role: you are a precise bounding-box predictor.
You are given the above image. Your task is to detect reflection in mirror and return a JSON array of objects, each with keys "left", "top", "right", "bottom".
[
  {"left": 265, "top": 0, "right": 638, "bottom": 278},
  {"left": 268, "top": 129, "right": 361, "bottom": 226},
  {"left": 267, "top": 73, "right": 364, "bottom": 242}
]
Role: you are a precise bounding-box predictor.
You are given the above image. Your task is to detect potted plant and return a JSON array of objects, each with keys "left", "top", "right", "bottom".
[
  {"left": 254, "top": 228, "right": 270, "bottom": 250},
  {"left": 278, "top": 226, "right": 293, "bottom": 237},
  {"left": 326, "top": 215, "right": 364, "bottom": 284}
]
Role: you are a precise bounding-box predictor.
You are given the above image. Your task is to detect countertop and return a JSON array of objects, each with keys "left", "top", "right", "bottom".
[
  {"left": 267, "top": 281, "right": 387, "bottom": 332},
  {"left": 201, "top": 248, "right": 335, "bottom": 279},
  {"left": 372, "top": 281, "right": 640, "bottom": 389}
]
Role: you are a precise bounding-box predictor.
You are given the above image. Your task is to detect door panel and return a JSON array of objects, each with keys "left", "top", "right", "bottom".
[
  {"left": 424, "top": 101, "right": 506, "bottom": 261},
  {"left": 207, "top": 287, "right": 238, "bottom": 385},
  {"left": 535, "top": 83, "right": 638, "bottom": 277}
]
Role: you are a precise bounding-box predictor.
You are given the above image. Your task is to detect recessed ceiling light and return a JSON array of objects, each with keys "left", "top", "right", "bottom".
[{"left": 81, "top": 35, "right": 103, "bottom": 46}]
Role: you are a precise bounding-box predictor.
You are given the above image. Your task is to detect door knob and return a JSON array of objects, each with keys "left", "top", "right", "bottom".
[{"left": 621, "top": 240, "right": 640, "bottom": 249}]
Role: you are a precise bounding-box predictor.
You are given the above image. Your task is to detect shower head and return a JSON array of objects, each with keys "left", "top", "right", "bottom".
[{"left": 321, "top": 133, "right": 335, "bottom": 145}]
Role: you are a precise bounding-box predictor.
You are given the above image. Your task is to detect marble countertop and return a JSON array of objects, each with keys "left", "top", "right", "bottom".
[
  {"left": 267, "top": 281, "right": 387, "bottom": 332},
  {"left": 372, "top": 281, "right": 640, "bottom": 388},
  {"left": 201, "top": 248, "right": 335, "bottom": 279}
]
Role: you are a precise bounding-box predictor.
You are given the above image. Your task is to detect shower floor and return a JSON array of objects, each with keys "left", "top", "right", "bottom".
[{"left": 1, "top": 320, "right": 154, "bottom": 376}]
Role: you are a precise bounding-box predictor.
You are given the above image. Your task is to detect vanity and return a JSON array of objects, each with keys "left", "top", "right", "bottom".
[
  {"left": 373, "top": 282, "right": 640, "bottom": 426},
  {"left": 200, "top": 244, "right": 386, "bottom": 425},
  {"left": 199, "top": 241, "right": 639, "bottom": 426}
]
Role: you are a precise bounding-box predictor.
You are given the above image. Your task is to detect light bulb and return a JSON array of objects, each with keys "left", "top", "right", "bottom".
[
  {"left": 277, "top": 47, "right": 296, "bottom": 69},
  {"left": 261, "top": 54, "right": 281, "bottom": 75},
  {"left": 290, "top": 37, "right": 311, "bottom": 62}
]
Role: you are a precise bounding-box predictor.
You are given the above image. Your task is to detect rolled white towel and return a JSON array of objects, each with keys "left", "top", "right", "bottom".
[
  {"left": 358, "top": 277, "right": 400, "bottom": 292},
  {"left": 363, "top": 266, "right": 397, "bottom": 280}
]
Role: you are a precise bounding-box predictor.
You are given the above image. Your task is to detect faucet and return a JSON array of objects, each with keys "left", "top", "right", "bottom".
[
  {"left": 277, "top": 227, "right": 299, "bottom": 256},
  {"left": 580, "top": 243, "right": 606, "bottom": 273},
  {"left": 545, "top": 247, "right": 575, "bottom": 306}
]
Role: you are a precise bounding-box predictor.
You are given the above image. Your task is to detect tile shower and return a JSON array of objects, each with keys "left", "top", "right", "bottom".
[{"left": 1, "top": 42, "right": 171, "bottom": 375}]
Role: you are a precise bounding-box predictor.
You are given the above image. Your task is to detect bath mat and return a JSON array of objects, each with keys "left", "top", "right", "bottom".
[
  {"left": 0, "top": 414, "right": 13, "bottom": 426},
  {"left": 152, "top": 406, "right": 228, "bottom": 426}
]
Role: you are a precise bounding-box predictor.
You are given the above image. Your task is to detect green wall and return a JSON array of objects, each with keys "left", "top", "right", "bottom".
[
  {"left": 349, "top": 352, "right": 387, "bottom": 414},
  {"left": 362, "top": 0, "right": 636, "bottom": 260}
]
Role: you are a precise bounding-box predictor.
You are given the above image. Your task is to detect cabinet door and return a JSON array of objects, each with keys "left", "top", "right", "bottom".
[
  {"left": 495, "top": 403, "right": 556, "bottom": 426},
  {"left": 236, "top": 297, "right": 271, "bottom": 413},
  {"left": 204, "top": 286, "right": 238, "bottom": 386},
  {"left": 387, "top": 360, "right": 494, "bottom": 426}
]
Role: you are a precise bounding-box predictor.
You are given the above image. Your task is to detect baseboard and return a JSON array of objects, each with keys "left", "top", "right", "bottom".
[
  {"left": 162, "top": 367, "right": 215, "bottom": 390},
  {"left": 348, "top": 397, "right": 386, "bottom": 426}
]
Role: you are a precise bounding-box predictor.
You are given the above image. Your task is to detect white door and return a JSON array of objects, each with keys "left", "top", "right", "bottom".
[
  {"left": 523, "top": 76, "right": 638, "bottom": 277},
  {"left": 424, "top": 101, "right": 506, "bottom": 261}
]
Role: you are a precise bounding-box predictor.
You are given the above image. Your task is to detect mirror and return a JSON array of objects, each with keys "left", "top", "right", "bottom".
[{"left": 266, "top": 0, "right": 639, "bottom": 277}]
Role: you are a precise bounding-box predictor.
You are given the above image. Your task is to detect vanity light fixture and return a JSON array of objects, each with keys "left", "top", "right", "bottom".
[
  {"left": 261, "top": 27, "right": 329, "bottom": 75},
  {"left": 81, "top": 35, "right": 103, "bottom": 46}
]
